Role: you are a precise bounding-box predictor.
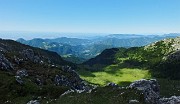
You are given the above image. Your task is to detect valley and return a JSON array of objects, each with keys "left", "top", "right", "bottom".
[
  {"left": 1, "top": 34, "right": 180, "bottom": 103},
  {"left": 1, "top": 0, "right": 180, "bottom": 103},
  {"left": 17, "top": 33, "right": 179, "bottom": 64}
]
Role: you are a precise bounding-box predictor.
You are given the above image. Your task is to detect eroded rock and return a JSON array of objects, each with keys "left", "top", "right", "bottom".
[
  {"left": 106, "top": 82, "right": 118, "bottom": 87},
  {"left": 129, "top": 99, "right": 139, "bottom": 104},
  {"left": 15, "top": 76, "right": 24, "bottom": 85},
  {"left": 129, "top": 79, "right": 160, "bottom": 104},
  {"left": 21, "top": 49, "right": 40, "bottom": 63},
  {"left": 0, "top": 52, "right": 14, "bottom": 71},
  {"left": 160, "top": 96, "right": 180, "bottom": 104},
  {"left": 16, "top": 69, "right": 28, "bottom": 77},
  {"left": 54, "top": 66, "right": 89, "bottom": 92},
  {"left": 27, "top": 100, "right": 40, "bottom": 104}
]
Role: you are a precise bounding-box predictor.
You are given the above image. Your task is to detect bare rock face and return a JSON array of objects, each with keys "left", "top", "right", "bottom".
[
  {"left": 16, "top": 69, "right": 28, "bottom": 77},
  {"left": 129, "top": 79, "right": 180, "bottom": 104},
  {"left": 129, "top": 99, "right": 140, "bottom": 104},
  {"left": 21, "top": 49, "right": 40, "bottom": 63},
  {"left": 0, "top": 52, "right": 14, "bottom": 71},
  {"left": 166, "top": 50, "right": 180, "bottom": 62},
  {"left": 0, "top": 47, "right": 7, "bottom": 53},
  {"left": 15, "top": 76, "right": 24, "bottom": 85},
  {"left": 160, "top": 96, "right": 180, "bottom": 104},
  {"left": 106, "top": 82, "right": 118, "bottom": 87},
  {"left": 129, "top": 79, "right": 160, "bottom": 104},
  {"left": 27, "top": 100, "right": 40, "bottom": 104},
  {"left": 55, "top": 66, "right": 88, "bottom": 91},
  {"left": 14, "top": 56, "right": 23, "bottom": 65}
]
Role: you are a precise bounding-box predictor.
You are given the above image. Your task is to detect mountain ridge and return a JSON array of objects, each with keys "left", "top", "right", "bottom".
[{"left": 16, "top": 33, "right": 180, "bottom": 64}]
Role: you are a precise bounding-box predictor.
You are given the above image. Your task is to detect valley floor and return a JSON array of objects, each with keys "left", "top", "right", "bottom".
[
  {"left": 78, "top": 65, "right": 180, "bottom": 97},
  {"left": 78, "top": 65, "right": 151, "bottom": 86}
]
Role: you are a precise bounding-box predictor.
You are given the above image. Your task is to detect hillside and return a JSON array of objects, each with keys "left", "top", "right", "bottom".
[
  {"left": 83, "top": 37, "right": 180, "bottom": 79},
  {"left": 1, "top": 38, "right": 180, "bottom": 104},
  {"left": 0, "top": 39, "right": 88, "bottom": 103}
]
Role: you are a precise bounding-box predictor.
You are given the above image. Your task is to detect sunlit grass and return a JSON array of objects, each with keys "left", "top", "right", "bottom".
[{"left": 79, "top": 65, "right": 151, "bottom": 86}]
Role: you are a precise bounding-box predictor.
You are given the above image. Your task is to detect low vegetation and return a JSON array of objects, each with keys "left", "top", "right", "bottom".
[
  {"left": 54, "top": 86, "right": 145, "bottom": 104},
  {"left": 79, "top": 65, "right": 151, "bottom": 86}
]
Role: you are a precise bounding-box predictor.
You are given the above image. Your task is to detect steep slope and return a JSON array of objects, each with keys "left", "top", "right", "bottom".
[
  {"left": 0, "top": 39, "right": 73, "bottom": 66},
  {"left": 0, "top": 39, "right": 87, "bottom": 103}
]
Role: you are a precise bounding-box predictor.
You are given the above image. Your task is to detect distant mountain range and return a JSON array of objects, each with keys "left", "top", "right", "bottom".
[{"left": 17, "top": 33, "right": 180, "bottom": 63}]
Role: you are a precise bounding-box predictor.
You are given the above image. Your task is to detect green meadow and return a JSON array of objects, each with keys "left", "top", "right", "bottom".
[{"left": 79, "top": 65, "right": 151, "bottom": 86}]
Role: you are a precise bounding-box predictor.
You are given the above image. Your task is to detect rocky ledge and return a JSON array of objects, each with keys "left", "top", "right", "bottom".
[
  {"left": 129, "top": 79, "right": 180, "bottom": 104},
  {"left": 0, "top": 52, "right": 14, "bottom": 71}
]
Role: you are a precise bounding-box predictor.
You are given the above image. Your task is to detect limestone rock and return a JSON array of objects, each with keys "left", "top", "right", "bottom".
[
  {"left": 106, "top": 82, "right": 118, "bottom": 87},
  {"left": 129, "top": 99, "right": 139, "bottom": 104},
  {"left": 129, "top": 79, "right": 160, "bottom": 104},
  {"left": 16, "top": 69, "right": 28, "bottom": 77},
  {"left": 15, "top": 76, "right": 23, "bottom": 85},
  {"left": 160, "top": 96, "right": 180, "bottom": 104},
  {"left": 54, "top": 66, "right": 88, "bottom": 91},
  {"left": 0, "top": 52, "right": 14, "bottom": 71},
  {"left": 27, "top": 100, "right": 40, "bottom": 104},
  {"left": 21, "top": 49, "right": 40, "bottom": 63}
]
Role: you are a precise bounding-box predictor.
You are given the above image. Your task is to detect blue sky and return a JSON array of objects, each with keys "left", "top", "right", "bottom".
[{"left": 0, "top": 0, "right": 180, "bottom": 34}]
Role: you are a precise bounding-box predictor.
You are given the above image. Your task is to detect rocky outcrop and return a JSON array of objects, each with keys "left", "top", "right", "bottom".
[
  {"left": 129, "top": 99, "right": 139, "bottom": 104},
  {"left": 21, "top": 49, "right": 41, "bottom": 63},
  {"left": 106, "top": 82, "right": 118, "bottom": 87},
  {"left": 15, "top": 69, "right": 28, "bottom": 85},
  {"left": 55, "top": 66, "right": 88, "bottom": 91},
  {"left": 14, "top": 56, "right": 23, "bottom": 65},
  {"left": 129, "top": 79, "right": 180, "bottom": 104},
  {"left": 16, "top": 69, "right": 28, "bottom": 77},
  {"left": 15, "top": 76, "right": 24, "bottom": 85},
  {"left": 0, "top": 52, "right": 14, "bottom": 71},
  {"left": 0, "top": 47, "right": 7, "bottom": 53},
  {"left": 160, "top": 96, "right": 180, "bottom": 104},
  {"left": 129, "top": 79, "right": 160, "bottom": 104},
  {"left": 27, "top": 100, "right": 40, "bottom": 104},
  {"left": 35, "top": 78, "right": 43, "bottom": 86}
]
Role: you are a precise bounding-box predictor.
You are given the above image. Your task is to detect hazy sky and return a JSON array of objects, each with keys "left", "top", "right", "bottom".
[{"left": 0, "top": 0, "right": 180, "bottom": 34}]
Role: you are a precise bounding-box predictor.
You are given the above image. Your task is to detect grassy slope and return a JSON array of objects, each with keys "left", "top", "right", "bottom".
[
  {"left": 54, "top": 86, "right": 145, "bottom": 104},
  {"left": 0, "top": 71, "right": 69, "bottom": 104}
]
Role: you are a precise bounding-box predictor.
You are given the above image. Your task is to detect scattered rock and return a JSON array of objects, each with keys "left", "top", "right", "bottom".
[
  {"left": 27, "top": 100, "right": 40, "bottom": 104},
  {"left": 0, "top": 47, "right": 7, "bottom": 52},
  {"left": 54, "top": 66, "right": 89, "bottom": 91},
  {"left": 106, "top": 82, "right": 118, "bottom": 87},
  {"left": 160, "top": 96, "right": 180, "bottom": 104},
  {"left": 0, "top": 52, "right": 14, "bottom": 71},
  {"left": 129, "top": 79, "right": 180, "bottom": 104},
  {"left": 35, "top": 78, "right": 43, "bottom": 86},
  {"left": 15, "top": 76, "right": 23, "bottom": 84},
  {"left": 16, "top": 69, "right": 28, "bottom": 77},
  {"left": 129, "top": 99, "right": 139, "bottom": 104},
  {"left": 61, "top": 90, "right": 75, "bottom": 96},
  {"left": 14, "top": 56, "right": 23, "bottom": 64},
  {"left": 21, "top": 49, "right": 40, "bottom": 63}
]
